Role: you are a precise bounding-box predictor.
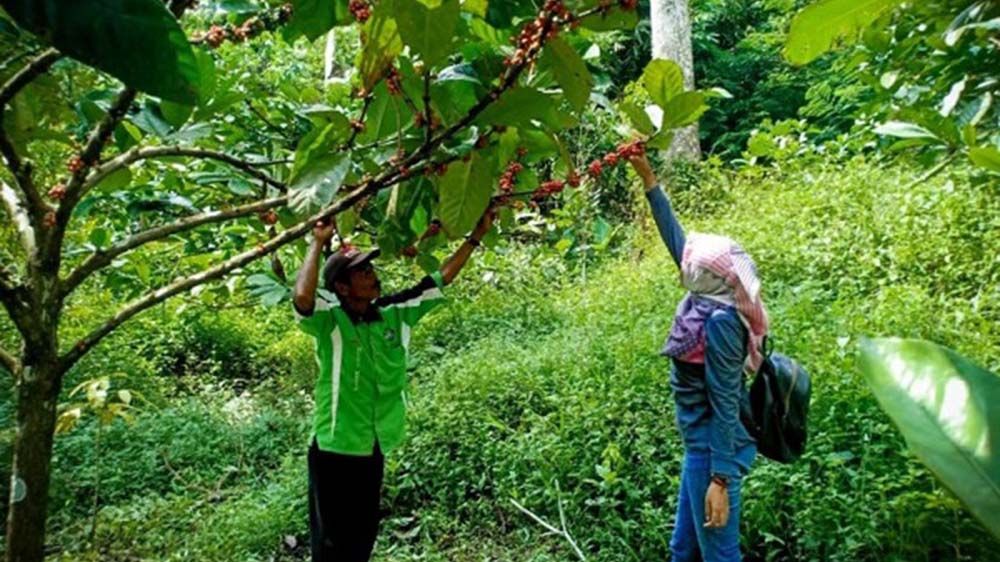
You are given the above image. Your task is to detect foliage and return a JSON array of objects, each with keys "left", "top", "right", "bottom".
[
  {"left": 786, "top": 0, "right": 1000, "bottom": 173},
  {"left": 28, "top": 158, "right": 1000, "bottom": 561},
  {"left": 860, "top": 338, "right": 1000, "bottom": 540},
  {"left": 692, "top": 0, "right": 832, "bottom": 157},
  {"left": 784, "top": 0, "right": 905, "bottom": 65},
  {"left": 0, "top": 0, "right": 997, "bottom": 560},
  {"left": 1, "top": 0, "right": 203, "bottom": 103},
  {"left": 1, "top": 0, "right": 697, "bottom": 555}
]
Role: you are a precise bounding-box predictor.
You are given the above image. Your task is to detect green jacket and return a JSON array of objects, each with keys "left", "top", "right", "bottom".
[{"left": 296, "top": 271, "right": 446, "bottom": 455}]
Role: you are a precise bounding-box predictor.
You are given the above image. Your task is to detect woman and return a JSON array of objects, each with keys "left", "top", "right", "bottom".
[{"left": 627, "top": 152, "right": 767, "bottom": 562}]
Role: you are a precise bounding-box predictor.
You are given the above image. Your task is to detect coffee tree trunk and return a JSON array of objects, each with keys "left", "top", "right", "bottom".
[
  {"left": 650, "top": 0, "right": 702, "bottom": 160},
  {"left": 5, "top": 359, "right": 62, "bottom": 562},
  {"left": 5, "top": 261, "right": 63, "bottom": 562}
]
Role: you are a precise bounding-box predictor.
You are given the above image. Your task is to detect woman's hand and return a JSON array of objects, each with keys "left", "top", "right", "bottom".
[
  {"left": 703, "top": 481, "right": 730, "bottom": 529},
  {"left": 626, "top": 151, "right": 659, "bottom": 191}
]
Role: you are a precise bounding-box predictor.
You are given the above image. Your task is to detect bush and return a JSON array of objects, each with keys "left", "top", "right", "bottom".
[{"left": 36, "top": 158, "right": 1000, "bottom": 561}]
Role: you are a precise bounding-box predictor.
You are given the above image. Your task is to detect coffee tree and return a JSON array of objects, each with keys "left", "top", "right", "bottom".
[
  {"left": 784, "top": 0, "right": 1000, "bottom": 175},
  {"left": 0, "top": 0, "right": 717, "bottom": 560}
]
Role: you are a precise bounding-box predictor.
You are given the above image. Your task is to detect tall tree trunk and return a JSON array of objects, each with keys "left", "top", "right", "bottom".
[
  {"left": 5, "top": 361, "right": 61, "bottom": 562},
  {"left": 650, "top": 0, "right": 702, "bottom": 161},
  {"left": 5, "top": 284, "right": 61, "bottom": 562}
]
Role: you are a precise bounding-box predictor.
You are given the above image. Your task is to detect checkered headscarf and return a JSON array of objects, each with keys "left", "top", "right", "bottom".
[{"left": 680, "top": 233, "right": 769, "bottom": 373}]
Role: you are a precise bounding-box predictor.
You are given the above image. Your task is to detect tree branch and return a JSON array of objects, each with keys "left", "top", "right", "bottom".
[
  {"left": 243, "top": 100, "right": 291, "bottom": 140},
  {"left": 59, "top": 175, "right": 378, "bottom": 370},
  {"left": 0, "top": 131, "right": 45, "bottom": 221},
  {"left": 1, "top": 180, "right": 37, "bottom": 254},
  {"left": 57, "top": 1, "right": 602, "bottom": 372},
  {"left": 0, "top": 264, "right": 14, "bottom": 293},
  {"left": 0, "top": 345, "right": 18, "bottom": 376},
  {"left": 61, "top": 194, "right": 289, "bottom": 298},
  {"left": 0, "top": 49, "right": 61, "bottom": 219},
  {"left": 0, "top": 48, "right": 61, "bottom": 110},
  {"left": 904, "top": 150, "right": 959, "bottom": 191},
  {"left": 422, "top": 70, "right": 433, "bottom": 147},
  {"left": 343, "top": 93, "right": 374, "bottom": 150},
  {"left": 44, "top": 87, "right": 139, "bottom": 269},
  {"left": 389, "top": 3, "right": 567, "bottom": 176},
  {"left": 61, "top": 89, "right": 137, "bottom": 202},
  {"left": 84, "top": 145, "right": 290, "bottom": 193},
  {"left": 0, "top": 264, "right": 20, "bottom": 320}
]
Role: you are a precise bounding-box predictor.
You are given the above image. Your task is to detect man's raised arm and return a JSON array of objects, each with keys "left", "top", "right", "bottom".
[
  {"left": 440, "top": 204, "right": 495, "bottom": 286},
  {"left": 293, "top": 221, "right": 335, "bottom": 315}
]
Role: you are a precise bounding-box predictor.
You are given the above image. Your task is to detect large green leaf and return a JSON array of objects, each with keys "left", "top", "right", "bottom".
[
  {"left": 246, "top": 273, "right": 291, "bottom": 306},
  {"left": 357, "top": 10, "right": 403, "bottom": 90},
  {"left": 475, "top": 88, "right": 561, "bottom": 129},
  {"left": 284, "top": 0, "right": 351, "bottom": 41},
  {"left": 484, "top": 0, "right": 535, "bottom": 29},
  {"left": 358, "top": 82, "right": 413, "bottom": 144},
  {"left": 784, "top": 0, "right": 905, "bottom": 66},
  {"left": 543, "top": 37, "right": 593, "bottom": 112},
  {"left": 969, "top": 146, "right": 1000, "bottom": 173},
  {"left": 432, "top": 72, "right": 480, "bottom": 123},
  {"left": 642, "top": 59, "right": 684, "bottom": 109},
  {"left": 436, "top": 151, "right": 494, "bottom": 238},
  {"left": 1, "top": 0, "right": 201, "bottom": 103},
  {"left": 460, "top": 0, "right": 487, "bottom": 17},
  {"left": 646, "top": 129, "right": 674, "bottom": 150},
  {"left": 289, "top": 153, "right": 352, "bottom": 214},
  {"left": 292, "top": 117, "right": 350, "bottom": 177},
  {"left": 661, "top": 91, "right": 708, "bottom": 129},
  {"left": 393, "top": 0, "right": 459, "bottom": 67},
  {"left": 860, "top": 338, "right": 1000, "bottom": 540}
]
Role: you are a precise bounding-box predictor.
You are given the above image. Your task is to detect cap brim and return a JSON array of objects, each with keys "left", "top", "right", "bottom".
[{"left": 346, "top": 248, "right": 380, "bottom": 270}]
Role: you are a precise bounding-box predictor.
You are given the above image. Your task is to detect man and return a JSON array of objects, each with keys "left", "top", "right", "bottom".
[{"left": 292, "top": 209, "right": 494, "bottom": 562}]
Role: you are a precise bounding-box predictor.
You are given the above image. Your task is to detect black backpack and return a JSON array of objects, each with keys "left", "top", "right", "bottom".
[{"left": 740, "top": 341, "right": 811, "bottom": 464}]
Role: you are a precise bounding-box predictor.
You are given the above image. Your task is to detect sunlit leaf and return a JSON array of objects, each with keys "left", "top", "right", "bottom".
[
  {"left": 620, "top": 101, "right": 654, "bottom": 135},
  {"left": 55, "top": 408, "right": 82, "bottom": 434},
  {"left": 873, "top": 121, "right": 940, "bottom": 140},
  {"left": 284, "top": 0, "right": 351, "bottom": 41},
  {"left": 642, "top": 59, "right": 684, "bottom": 109},
  {"left": 661, "top": 91, "right": 708, "bottom": 129},
  {"left": 358, "top": 10, "right": 403, "bottom": 90},
  {"left": 969, "top": 146, "right": 1000, "bottom": 173},
  {"left": 289, "top": 153, "right": 352, "bottom": 214},
  {"left": 785, "top": 0, "right": 906, "bottom": 66},
  {"left": 476, "top": 88, "right": 561, "bottom": 129},
  {"left": 860, "top": 338, "right": 1000, "bottom": 540}
]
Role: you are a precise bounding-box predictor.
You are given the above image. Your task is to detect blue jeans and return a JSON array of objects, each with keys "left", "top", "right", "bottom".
[{"left": 670, "top": 450, "right": 751, "bottom": 562}]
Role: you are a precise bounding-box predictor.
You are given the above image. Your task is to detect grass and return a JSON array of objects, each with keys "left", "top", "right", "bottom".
[{"left": 33, "top": 157, "right": 1000, "bottom": 562}]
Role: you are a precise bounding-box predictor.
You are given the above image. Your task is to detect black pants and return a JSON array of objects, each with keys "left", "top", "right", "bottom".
[{"left": 308, "top": 440, "right": 384, "bottom": 562}]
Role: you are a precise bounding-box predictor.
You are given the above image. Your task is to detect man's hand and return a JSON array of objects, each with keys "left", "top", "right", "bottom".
[
  {"left": 625, "top": 151, "right": 659, "bottom": 191},
  {"left": 294, "top": 219, "right": 335, "bottom": 315},
  {"left": 313, "top": 219, "right": 336, "bottom": 245},
  {"left": 703, "top": 482, "right": 730, "bottom": 529}
]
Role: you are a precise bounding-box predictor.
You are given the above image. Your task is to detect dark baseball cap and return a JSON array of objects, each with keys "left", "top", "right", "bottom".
[{"left": 322, "top": 246, "right": 381, "bottom": 290}]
